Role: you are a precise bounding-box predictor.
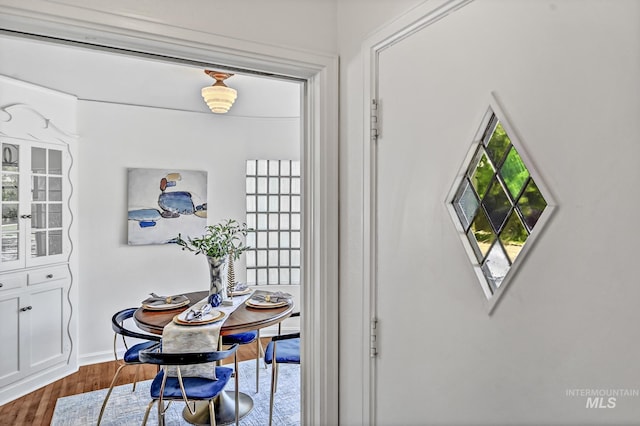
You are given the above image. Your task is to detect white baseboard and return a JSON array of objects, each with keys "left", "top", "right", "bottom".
[
  {"left": 0, "top": 363, "right": 78, "bottom": 407},
  {"left": 259, "top": 325, "right": 300, "bottom": 338},
  {"left": 78, "top": 350, "right": 119, "bottom": 367}
]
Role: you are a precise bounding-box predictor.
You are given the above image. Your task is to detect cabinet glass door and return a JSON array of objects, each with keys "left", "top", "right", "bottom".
[
  {"left": 1, "top": 143, "right": 21, "bottom": 267},
  {"left": 30, "top": 147, "right": 63, "bottom": 259}
]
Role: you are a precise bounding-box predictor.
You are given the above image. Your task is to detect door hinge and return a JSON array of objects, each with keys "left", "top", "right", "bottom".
[
  {"left": 371, "top": 99, "right": 379, "bottom": 140},
  {"left": 370, "top": 317, "right": 378, "bottom": 358}
]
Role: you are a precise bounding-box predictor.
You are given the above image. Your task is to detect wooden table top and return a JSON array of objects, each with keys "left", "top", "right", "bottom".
[{"left": 134, "top": 290, "right": 294, "bottom": 335}]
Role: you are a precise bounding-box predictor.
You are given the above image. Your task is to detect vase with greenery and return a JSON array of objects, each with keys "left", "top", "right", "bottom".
[{"left": 176, "top": 219, "right": 250, "bottom": 303}]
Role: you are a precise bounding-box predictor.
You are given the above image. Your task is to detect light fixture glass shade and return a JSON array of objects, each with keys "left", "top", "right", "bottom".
[{"left": 201, "top": 71, "right": 238, "bottom": 114}]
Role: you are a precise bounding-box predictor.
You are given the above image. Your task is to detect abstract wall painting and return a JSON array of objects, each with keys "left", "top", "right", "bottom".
[{"left": 127, "top": 168, "right": 207, "bottom": 245}]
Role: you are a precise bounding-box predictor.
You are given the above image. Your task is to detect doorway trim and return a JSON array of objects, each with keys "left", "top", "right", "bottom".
[
  {"left": 0, "top": 7, "right": 338, "bottom": 426},
  {"left": 361, "top": 1, "right": 474, "bottom": 423}
]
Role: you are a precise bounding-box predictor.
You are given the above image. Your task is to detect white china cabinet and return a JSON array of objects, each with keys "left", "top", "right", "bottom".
[{"left": 0, "top": 76, "right": 78, "bottom": 405}]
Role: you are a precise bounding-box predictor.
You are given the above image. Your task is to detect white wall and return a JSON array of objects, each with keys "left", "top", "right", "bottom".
[
  {"left": 0, "top": 0, "right": 337, "bottom": 56},
  {"left": 78, "top": 101, "right": 300, "bottom": 361}
]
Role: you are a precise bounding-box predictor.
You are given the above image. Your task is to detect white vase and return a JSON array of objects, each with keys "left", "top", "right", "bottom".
[{"left": 206, "top": 255, "right": 228, "bottom": 301}]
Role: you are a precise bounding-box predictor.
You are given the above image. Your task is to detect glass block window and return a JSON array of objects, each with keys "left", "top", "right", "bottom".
[
  {"left": 448, "top": 104, "right": 554, "bottom": 308},
  {"left": 246, "top": 160, "right": 301, "bottom": 285}
]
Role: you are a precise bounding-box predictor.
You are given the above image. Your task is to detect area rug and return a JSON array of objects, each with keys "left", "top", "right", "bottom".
[{"left": 51, "top": 361, "right": 300, "bottom": 425}]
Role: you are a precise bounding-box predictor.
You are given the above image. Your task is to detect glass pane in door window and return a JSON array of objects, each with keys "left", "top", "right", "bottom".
[
  {"left": 31, "top": 231, "right": 47, "bottom": 257},
  {"left": 32, "top": 176, "right": 46, "bottom": 201},
  {"left": 2, "top": 143, "right": 19, "bottom": 172},
  {"left": 49, "top": 150, "right": 63, "bottom": 175},
  {"left": 49, "top": 204, "right": 63, "bottom": 228},
  {"left": 31, "top": 147, "right": 46, "bottom": 174},
  {"left": 2, "top": 204, "right": 19, "bottom": 228},
  {"left": 49, "top": 177, "right": 62, "bottom": 201},
  {"left": 49, "top": 230, "right": 63, "bottom": 255},
  {"left": 2, "top": 175, "right": 19, "bottom": 201},
  {"left": 31, "top": 204, "right": 46, "bottom": 229},
  {"left": 1, "top": 233, "right": 19, "bottom": 261}
]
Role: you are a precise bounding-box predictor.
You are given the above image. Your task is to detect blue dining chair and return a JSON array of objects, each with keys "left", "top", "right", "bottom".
[
  {"left": 264, "top": 312, "right": 300, "bottom": 426},
  {"left": 139, "top": 343, "right": 240, "bottom": 426},
  {"left": 221, "top": 330, "right": 264, "bottom": 392},
  {"left": 97, "top": 308, "right": 162, "bottom": 425}
]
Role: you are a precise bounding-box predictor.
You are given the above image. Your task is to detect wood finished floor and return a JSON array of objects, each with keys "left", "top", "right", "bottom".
[{"left": 0, "top": 337, "right": 270, "bottom": 426}]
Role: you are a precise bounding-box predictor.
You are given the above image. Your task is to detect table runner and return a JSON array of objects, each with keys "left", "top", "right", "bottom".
[{"left": 162, "top": 292, "right": 253, "bottom": 380}]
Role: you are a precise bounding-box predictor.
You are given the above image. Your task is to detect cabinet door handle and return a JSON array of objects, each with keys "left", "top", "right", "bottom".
[
  {"left": 46, "top": 274, "right": 54, "bottom": 279},
  {"left": 20, "top": 214, "right": 32, "bottom": 219},
  {"left": 20, "top": 306, "right": 33, "bottom": 312}
]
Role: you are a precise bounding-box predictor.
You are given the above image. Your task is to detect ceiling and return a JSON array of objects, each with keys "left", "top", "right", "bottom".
[{"left": 0, "top": 33, "right": 302, "bottom": 118}]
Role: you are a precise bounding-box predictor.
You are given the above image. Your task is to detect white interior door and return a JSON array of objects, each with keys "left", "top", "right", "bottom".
[{"left": 371, "top": 1, "right": 640, "bottom": 425}]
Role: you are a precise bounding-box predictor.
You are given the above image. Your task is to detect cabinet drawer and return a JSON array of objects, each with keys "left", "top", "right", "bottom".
[
  {"left": 0, "top": 274, "right": 26, "bottom": 292},
  {"left": 27, "top": 266, "right": 69, "bottom": 286}
]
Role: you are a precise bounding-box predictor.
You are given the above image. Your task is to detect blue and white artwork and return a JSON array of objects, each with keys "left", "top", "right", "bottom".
[{"left": 127, "top": 168, "right": 207, "bottom": 245}]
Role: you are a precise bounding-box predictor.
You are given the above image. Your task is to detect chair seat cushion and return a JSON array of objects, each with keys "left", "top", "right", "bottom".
[
  {"left": 124, "top": 340, "right": 159, "bottom": 363},
  {"left": 222, "top": 331, "right": 258, "bottom": 345},
  {"left": 265, "top": 338, "right": 300, "bottom": 365},
  {"left": 150, "top": 366, "right": 233, "bottom": 400}
]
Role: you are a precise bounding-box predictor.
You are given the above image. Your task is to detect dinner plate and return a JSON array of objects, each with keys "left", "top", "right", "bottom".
[
  {"left": 245, "top": 299, "right": 289, "bottom": 309},
  {"left": 173, "top": 309, "right": 225, "bottom": 325},
  {"left": 231, "top": 288, "right": 252, "bottom": 296},
  {"left": 142, "top": 299, "right": 190, "bottom": 311}
]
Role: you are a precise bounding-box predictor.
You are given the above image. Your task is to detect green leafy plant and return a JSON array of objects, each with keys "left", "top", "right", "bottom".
[{"left": 176, "top": 218, "right": 250, "bottom": 260}]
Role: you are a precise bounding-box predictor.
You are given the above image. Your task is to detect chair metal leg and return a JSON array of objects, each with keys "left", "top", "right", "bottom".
[
  {"left": 273, "top": 356, "right": 279, "bottom": 393},
  {"left": 97, "top": 363, "right": 127, "bottom": 425},
  {"left": 131, "top": 364, "right": 140, "bottom": 392},
  {"left": 258, "top": 330, "right": 267, "bottom": 368},
  {"left": 256, "top": 334, "right": 260, "bottom": 393},
  {"left": 158, "top": 397, "right": 165, "bottom": 426},
  {"left": 269, "top": 343, "right": 277, "bottom": 426},
  {"left": 141, "top": 400, "right": 155, "bottom": 426},
  {"left": 209, "top": 399, "right": 217, "bottom": 426},
  {"left": 234, "top": 352, "right": 240, "bottom": 426}
]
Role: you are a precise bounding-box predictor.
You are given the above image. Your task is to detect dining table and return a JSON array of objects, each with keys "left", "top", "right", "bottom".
[{"left": 134, "top": 290, "right": 294, "bottom": 425}]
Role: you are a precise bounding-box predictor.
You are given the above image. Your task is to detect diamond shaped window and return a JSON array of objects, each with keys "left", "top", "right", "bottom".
[{"left": 448, "top": 103, "right": 554, "bottom": 311}]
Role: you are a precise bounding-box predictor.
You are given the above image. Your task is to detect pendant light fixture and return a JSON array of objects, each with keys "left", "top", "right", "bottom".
[{"left": 201, "top": 70, "right": 238, "bottom": 114}]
